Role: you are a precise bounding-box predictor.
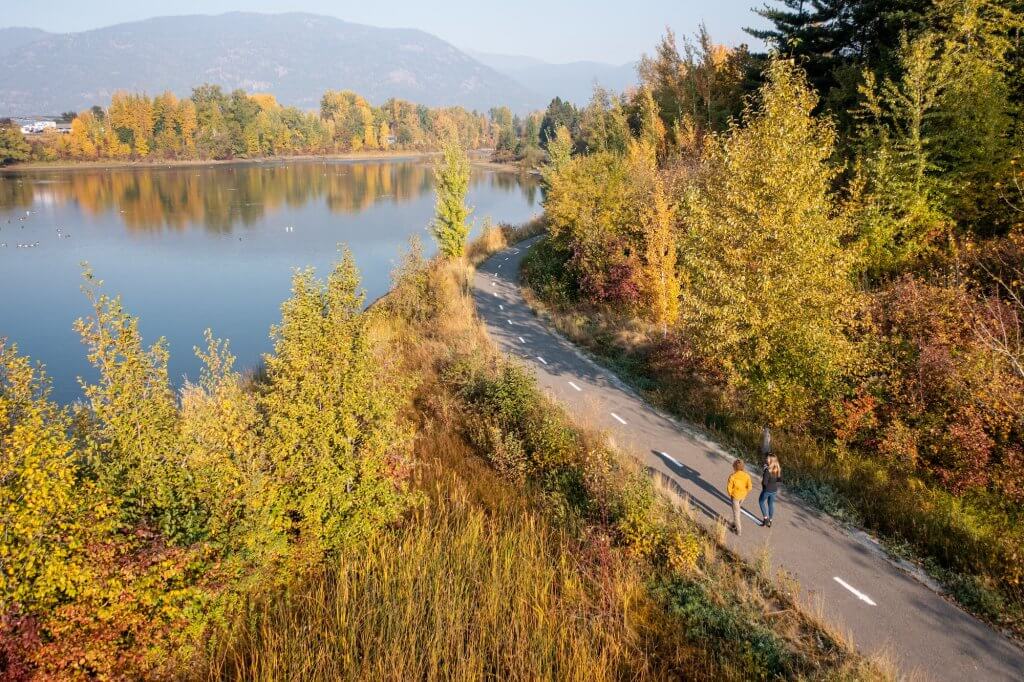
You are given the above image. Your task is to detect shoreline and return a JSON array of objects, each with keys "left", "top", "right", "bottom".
[{"left": 0, "top": 150, "right": 524, "bottom": 174}]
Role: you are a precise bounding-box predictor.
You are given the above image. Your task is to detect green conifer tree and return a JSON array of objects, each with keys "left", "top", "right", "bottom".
[{"left": 431, "top": 138, "right": 472, "bottom": 258}]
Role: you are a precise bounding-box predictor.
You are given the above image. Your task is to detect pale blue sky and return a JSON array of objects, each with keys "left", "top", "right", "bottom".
[{"left": 2, "top": 0, "right": 768, "bottom": 64}]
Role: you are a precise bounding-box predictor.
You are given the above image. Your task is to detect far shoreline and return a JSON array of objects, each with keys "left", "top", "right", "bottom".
[{"left": 1, "top": 150, "right": 528, "bottom": 174}]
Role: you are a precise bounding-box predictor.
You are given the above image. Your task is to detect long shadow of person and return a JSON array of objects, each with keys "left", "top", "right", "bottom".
[
  {"left": 646, "top": 467, "right": 724, "bottom": 524},
  {"left": 650, "top": 450, "right": 763, "bottom": 527}
]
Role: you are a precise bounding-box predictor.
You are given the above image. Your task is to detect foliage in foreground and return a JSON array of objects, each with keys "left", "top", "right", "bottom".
[{"left": 0, "top": 253, "right": 410, "bottom": 678}]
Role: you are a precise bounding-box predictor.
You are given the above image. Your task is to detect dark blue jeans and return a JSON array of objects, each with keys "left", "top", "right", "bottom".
[{"left": 758, "top": 490, "right": 777, "bottom": 519}]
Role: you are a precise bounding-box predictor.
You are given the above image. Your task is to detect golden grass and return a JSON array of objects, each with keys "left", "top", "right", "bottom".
[
  {"left": 465, "top": 217, "right": 547, "bottom": 266},
  {"left": 207, "top": 424, "right": 710, "bottom": 682}
]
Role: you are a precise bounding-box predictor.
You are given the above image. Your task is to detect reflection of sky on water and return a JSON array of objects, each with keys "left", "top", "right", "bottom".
[{"left": 0, "top": 159, "right": 540, "bottom": 402}]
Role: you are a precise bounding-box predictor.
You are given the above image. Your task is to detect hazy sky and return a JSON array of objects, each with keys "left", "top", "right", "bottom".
[{"left": 3, "top": 0, "right": 769, "bottom": 64}]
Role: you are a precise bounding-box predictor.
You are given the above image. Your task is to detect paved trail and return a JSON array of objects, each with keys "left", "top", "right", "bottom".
[{"left": 473, "top": 237, "right": 1024, "bottom": 682}]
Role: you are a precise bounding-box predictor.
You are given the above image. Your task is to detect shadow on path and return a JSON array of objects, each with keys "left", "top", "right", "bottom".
[{"left": 651, "top": 449, "right": 764, "bottom": 527}]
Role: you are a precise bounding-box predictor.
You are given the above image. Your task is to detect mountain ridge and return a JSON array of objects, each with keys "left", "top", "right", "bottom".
[
  {"left": 0, "top": 12, "right": 540, "bottom": 115},
  {"left": 469, "top": 49, "right": 638, "bottom": 106}
]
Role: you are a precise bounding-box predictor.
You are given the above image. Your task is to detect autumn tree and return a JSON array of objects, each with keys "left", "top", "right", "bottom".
[
  {"left": 579, "top": 87, "right": 630, "bottom": 155},
  {"left": 68, "top": 113, "right": 101, "bottom": 159},
  {"left": 321, "top": 90, "right": 377, "bottom": 151},
  {"left": 73, "top": 270, "right": 199, "bottom": 541},
  {"left": 108, "top": 92, "right": 155, "bottom": 157},
  {"left": 0, "top": 342, "right": 105, "bottom": 614},
  {"left": 431, "top": 138, "right": 473, "bottom": 258},
  {"left": 629, "top": 141, "right": 679, "bottom": 329},
  {"left": 260, "top": 251, "right": 410, "bottom": 554},
  {"left": 543, "top": 124, "right": 574, "bottom": 179},
  {"left": 638, "top": 26, "right": 750, "bottom": 148},
  {"left": 544, "top": 150, "right": 641, "bottom": 304},
  {"left": 679, "top": 60, "right": 857, "bottom": 423},
  {"left": 0, "top": 123, "right": 30, "bottom": 165}
]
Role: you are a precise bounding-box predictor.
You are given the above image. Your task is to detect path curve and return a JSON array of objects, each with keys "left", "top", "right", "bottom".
[{"left": 473, "top": 236, "right": 1024, "bottom": 682}]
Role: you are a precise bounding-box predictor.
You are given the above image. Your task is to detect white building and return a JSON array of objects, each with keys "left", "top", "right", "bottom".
[{"left": 20, "top": 121, "right": 58, "bottom": 135}]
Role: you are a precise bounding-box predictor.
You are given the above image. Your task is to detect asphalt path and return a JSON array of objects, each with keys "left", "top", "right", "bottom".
[{"left": 473, "top": 236, "right": 1024, "bottom": 681}]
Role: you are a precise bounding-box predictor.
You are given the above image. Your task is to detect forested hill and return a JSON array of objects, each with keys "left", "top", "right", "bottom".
[{"left": 0, "top": 13, "right": 538, "bottom": 115}]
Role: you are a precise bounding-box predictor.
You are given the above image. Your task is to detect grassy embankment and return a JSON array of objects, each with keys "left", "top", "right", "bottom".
[
  {"left": 520, "top": 233, "right": 1024, "bottom": 637},
  {"left": 206, "top": 223, "right": 888, "bottom": 681}
]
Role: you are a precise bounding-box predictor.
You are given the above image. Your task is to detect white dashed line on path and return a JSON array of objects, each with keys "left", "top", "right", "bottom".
[
  {"left": 568, "top": 381, "right": 582, "bottom": 392},
  {"left": 507, "top": 319, "right": 513, "bottom": 325},
  {"left": 537, "top": 356, "right": 548, "bottom": 365},
  {"left": 518, "top": 336, "right": 525, "bottom": 343},
  {"left": 491, "top": 282, "right": 496, "bottom": 286},
  {"left": 740, "top": 507, "right": 762, "bottom": 523},
  {"left": 655, "top": 450, "right": 680, "bottom": 466},
  {"left": 833, "top": 577, "right": 877, "bottom": 606},
  {"left": 499, "top": 304, "right": 504, "bottom": 310},
  {"left": 610, "top": 412, "right": 628, "bottom": 425}
]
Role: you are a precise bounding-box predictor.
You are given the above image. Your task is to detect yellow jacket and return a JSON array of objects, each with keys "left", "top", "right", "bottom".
[{"left": 727, "top": 470, "right": 752, "bottom": 500}]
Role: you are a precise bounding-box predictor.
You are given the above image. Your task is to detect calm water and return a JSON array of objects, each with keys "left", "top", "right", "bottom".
[{"left": 0, "top": 158, "right": 540, "bottom": 402}]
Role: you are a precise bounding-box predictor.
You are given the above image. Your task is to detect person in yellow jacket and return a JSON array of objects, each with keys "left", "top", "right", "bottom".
[{"left": 726, "top": 459, "right": 753, "bottom": 535}]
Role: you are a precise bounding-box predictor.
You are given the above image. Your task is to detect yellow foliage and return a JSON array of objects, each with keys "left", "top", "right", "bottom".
[
  {"left": 250, "top": 93, "right": 281, "bottom": 111},
  {"left": 679, "top": 59, "right": 858, "bottom": 424},
  {"left": 0, "top": 343, "right": 110, "bottom": 613}
]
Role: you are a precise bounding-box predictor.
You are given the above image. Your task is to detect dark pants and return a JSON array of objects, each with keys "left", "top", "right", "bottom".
[{"left": 759, "top": 490, "right": 777, "bottom": 519}]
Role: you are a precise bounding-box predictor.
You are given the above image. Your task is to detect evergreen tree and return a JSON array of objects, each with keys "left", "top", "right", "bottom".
[
  {"left": 431, "top": 138, "right": 472, "bottom": 258},
  {"left": 539, "top": 97, "right": 581, "bottom": 148}
]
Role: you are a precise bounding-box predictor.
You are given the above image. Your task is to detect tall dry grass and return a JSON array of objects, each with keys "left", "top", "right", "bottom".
[
  {"left": 206, "top": 427, "right": 710, "bottom": 681},
  {"left": 465, "top": 217, "right": 546, "bottom": 266}
]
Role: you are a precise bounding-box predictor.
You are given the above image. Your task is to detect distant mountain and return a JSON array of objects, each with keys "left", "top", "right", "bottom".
[
  {"left": 471, "top": 50, "right": 638, "bottom": 107},
  {"left": 0, "top": 13, "right": 538, "bottom": 116},
  {"left": 0, "top": 27, "right": 52, "bottom": 56},
  {"left": 465, "top": 50, "right": 546, "bottom": 73}
]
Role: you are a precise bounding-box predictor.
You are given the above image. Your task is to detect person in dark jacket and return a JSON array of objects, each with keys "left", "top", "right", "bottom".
[{"left": 759, "top": 455, "right": 782, "bottom": 527}]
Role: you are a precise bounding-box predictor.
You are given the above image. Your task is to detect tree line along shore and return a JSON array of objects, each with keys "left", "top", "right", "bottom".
[{"left": 0, "top": 86, "right": 552, "bottom": 168}]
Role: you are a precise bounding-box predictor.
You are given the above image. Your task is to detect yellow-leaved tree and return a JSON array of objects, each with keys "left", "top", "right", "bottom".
[
  {"left": 628, "top": 140, "right": 679, "bottom": 330},
  {"left": 0, "top": 343, "right": 106, "bottom": 614},
  {"left": 74, "top": 269, "right": 206, "bottom": 543},
  {"left": 679, "top": 59, "right": 858, "bottom": 425},
  {"left": 260, "top": 249, "right": 411, "bottom": 560}
]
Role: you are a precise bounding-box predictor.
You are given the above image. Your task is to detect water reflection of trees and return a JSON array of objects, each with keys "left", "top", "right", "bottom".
[
  {"left": 0, "top": 176, "right": 34, "bottom": 211},
  {"left": 0, "top": 162, "right": 539, "bottom": 233}
]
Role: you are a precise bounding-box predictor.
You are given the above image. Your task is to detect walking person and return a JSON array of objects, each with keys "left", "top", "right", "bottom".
[
  {"left": 759, "top": 455, "right": 783, "bottom": 528},
  {"left": 726, "top": 459, "right": 752, "bottom": 535}
]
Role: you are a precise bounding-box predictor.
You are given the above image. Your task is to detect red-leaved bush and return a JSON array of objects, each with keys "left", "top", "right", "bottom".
[{"left": 845, "top": 277, "right": 1024, "bottom": 499}]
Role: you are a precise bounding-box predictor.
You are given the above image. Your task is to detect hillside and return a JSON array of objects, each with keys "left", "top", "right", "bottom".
[
  {"left": 0, "top": 13, "right": 537, "bottom": 116},
  {"left": 0, "top": 28, "right": 52, "bottom": 56}
]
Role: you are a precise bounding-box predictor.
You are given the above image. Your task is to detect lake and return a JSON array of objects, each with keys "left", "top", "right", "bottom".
[{"left": 0, "top": 158, "right": 541, "bottom": 402}]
